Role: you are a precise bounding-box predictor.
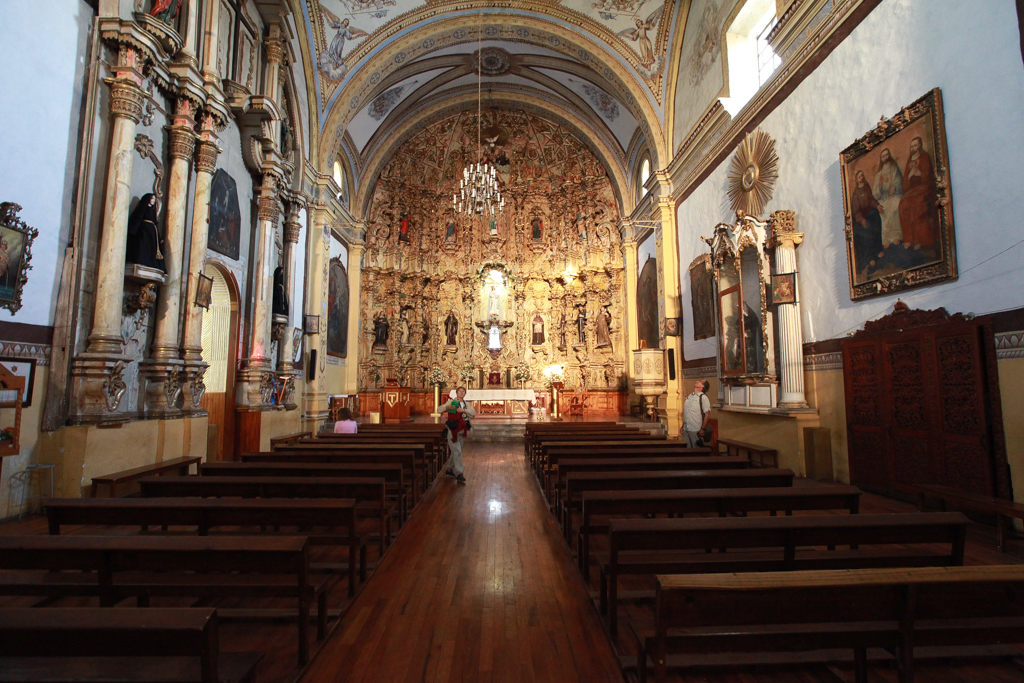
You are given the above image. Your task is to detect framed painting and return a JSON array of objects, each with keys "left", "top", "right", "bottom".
[
  {"left": 637, "top": 257, "right": 659, "bottom": 349},
  {"left": 0, "top": 358, "right": 35, "bottom": 407},
  {"left": 840, "top": 88, "right": 956, "bottom": 301},
  {"left": 771, "top": 273, "right": 797, "bottom": 305},
  {"left": 0, "top": 203, "right": 38, "bottom": 314},
  {"left": 292, "top": 328, "right": 303, "bottom": 363},
  {"left": 304, "top": 314, "right": 320, "bottom": 335},
  {"left": 327, "top": 257, "right": 349, "bottom": 358},
  {"left": 208, "top": 170, "right": 241, "bottom": 260},
  {"left": 688, "top": 254, "right": 714, "bottom": 340},
  {"left": 194, "top": 272, "right": 213, "bottom": 309}
]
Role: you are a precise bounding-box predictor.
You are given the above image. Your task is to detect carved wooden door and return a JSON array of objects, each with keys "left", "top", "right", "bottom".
[{"left": 843, "top": 305, "right": 1008, "bottom": 498}]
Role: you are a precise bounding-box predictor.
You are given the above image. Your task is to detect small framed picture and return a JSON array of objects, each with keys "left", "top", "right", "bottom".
[
  {"left": 292, "top": 328, "right": 303, "bottom": 363},
  {"left": 664, "top": 317, "right": 681, "bottom": 337},
  {"left": 194, "top": 272, "right": 214, "bottom": 309},
  {"left": 304, "top": 314, "right": 320, "bottom": 334},
  {"left": 771, "top": 273, "right": 797, "bottom": 305},
  {"left": 0, "top": 358, "right": 35, "bottom": 407}
]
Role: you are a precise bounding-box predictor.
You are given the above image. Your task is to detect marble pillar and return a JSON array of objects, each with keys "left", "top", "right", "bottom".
[
  {"left": 200, "top": 0, "right": 221, "bottom": 88},
  {"left": 237, "top": 187, "right": 279, "bottom": 410},
  {"left": 180, "top": 115, "right": 221, "bottom": 414},
  {"left": 177, "top": 0, "right": 199, "bottom": 66},
  {"left": 277, "top": 201, "right": 303, "bottom": 377},
  {"left": 141, "top": 98, "right": 195, "bottom": 417},
  {"left": 344, "top": 241, "right": 365, "bottom": 395},
  {"left": 71, "top": 47, "right": 147, "bottom": 423},
  {"left": 769, "top": 210, "right": 809, "bottom": 409},
  {"left": 654, "top": 178, "right": 684, "bottom": 434},
  {"left": 300, "top": 198, "right": 331, "bottom": 432}
]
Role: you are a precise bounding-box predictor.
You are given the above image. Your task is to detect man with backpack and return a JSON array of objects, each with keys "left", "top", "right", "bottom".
[{"left": 682, "top": 379, "right": 711, "bottom": 449}]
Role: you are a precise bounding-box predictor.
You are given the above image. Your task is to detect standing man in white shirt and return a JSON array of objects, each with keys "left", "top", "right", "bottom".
[
  {"left": 436, "top": 386, "right": 477, "bottom": 484},
  {"left": 682, "top": 379, "right": 711, "bottom": 448}
]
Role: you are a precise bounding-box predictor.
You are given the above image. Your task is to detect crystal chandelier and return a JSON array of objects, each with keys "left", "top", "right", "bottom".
[{"left": 453, "top": 8, "right": 504, "bottom": 218}]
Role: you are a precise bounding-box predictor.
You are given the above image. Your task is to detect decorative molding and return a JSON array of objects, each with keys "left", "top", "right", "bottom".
[
  {"left": 995, "top": 330, "right": 1024, "bottom": 360},
  {"left": 804, "top": 352, "right": 843, "bottom": 371},
  {"left": 0, "top": 342, "right": 51, "bottom": 366}
]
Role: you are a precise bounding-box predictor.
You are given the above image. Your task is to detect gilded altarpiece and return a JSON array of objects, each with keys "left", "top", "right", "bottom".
[{"left": 358, "top": 110, "right": 626, "bottom": 403}]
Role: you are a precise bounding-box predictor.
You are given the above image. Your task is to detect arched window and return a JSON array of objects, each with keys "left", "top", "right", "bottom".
[
  {"left": 333, "top": 160, "right": 344, "bottom": 191},
  {"left": 719, "top": 0, "right": 780, "bottom": 116},
  {"left": 637, "top": 155, "right": 651, "bottom": 202}
]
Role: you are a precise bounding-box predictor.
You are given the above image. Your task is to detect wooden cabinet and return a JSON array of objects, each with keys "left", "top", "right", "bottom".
[{"left": 382, "top": 382, "right": 411, "bottom": 422}]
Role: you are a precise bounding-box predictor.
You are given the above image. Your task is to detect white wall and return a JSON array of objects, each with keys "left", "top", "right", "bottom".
[
  {"left": 678, "top": 0, "right": 1024, "bottom": 360},
  {"left": 0, "top": 0, "right": 92, "bottom": 326}
]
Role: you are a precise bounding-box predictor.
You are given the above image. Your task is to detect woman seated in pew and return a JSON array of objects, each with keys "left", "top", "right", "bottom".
[{"left": 333, "top": 407, "right": 358, "bottom": 434}]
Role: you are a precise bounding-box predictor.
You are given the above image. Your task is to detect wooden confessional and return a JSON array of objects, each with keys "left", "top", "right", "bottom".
[{"left": 842, "top": 302, "right": 1010, "bottom": 499}]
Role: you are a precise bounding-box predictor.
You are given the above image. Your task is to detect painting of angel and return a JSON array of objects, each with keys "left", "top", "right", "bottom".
[
  {"left": 318, "top": 6, "right": 369, "bottom": 81},
  {"left": 618, "top": 5, "right": 663, "bottom": 69}
]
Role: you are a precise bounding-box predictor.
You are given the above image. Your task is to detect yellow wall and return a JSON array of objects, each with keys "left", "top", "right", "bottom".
[{"left": 258, "top": 407, "right": 303, "bottom": 451}]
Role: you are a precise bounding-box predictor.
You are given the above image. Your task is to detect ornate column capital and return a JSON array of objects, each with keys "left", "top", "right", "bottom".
[
  {"left": 258, "top": 195, "right": 281, "bottom": 223},
  {"left": 107, "top": 78, "right": 148, "bottom": 124},
  {"left": 167, "top": 125, "right": 197, "bottom": 161},
  {"left": 768, "top": 209, "right": 803, "bottom": 248},
  {"left": 194, "top": 139, "right": 220, "bottom": 174},
  {"left": 264, "top": 34, "right": 286, "bottom": 67}
]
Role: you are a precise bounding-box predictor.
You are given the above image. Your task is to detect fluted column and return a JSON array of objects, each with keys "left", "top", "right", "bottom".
[
  {"left": 654, "top": 174, "right": 683, "bottom": 434},
  {"left": 70, "top": 46, "right": 147, "bottom": 423},
  {"left": 180, "top": 114, "right": 221, "bottom": 414},
  {"left": 177, "top": 0, "right": 199, "bottom": 66},
  {"left": 769, "top": 210, "right": 809, "bottom": 409},
  {"left": 300, "top": 195, "right": 331, "bottom": 432},
  {"left": 200, "top": 0, "right": 221, "bottom": 87}
]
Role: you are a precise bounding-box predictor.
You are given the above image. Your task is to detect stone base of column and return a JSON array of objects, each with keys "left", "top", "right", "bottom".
[
  {"left": 69, "top": 354, "right": 132, "bottom": 426},
  {"left": 236, "top": 365, "right": 275, "bottom": 411},
  {"left": 140, "top": 359, "right": 186, "bottom": 419},
  {"left": 181, "top": 362, "right": 210, "bottom": 416},
  {"left": 771, "top": 403, "right": 818, "bottom": 415}
]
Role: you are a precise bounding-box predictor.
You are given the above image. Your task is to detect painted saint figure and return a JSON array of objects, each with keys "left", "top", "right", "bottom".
[
  {"left": 532, "top": 315, "right": 545, "bottom": 345},
  {"left": 873, "top": 148, "right": 903, "bottom": 248},
  {"left": 325, "top": 18, "right": 368, "bottom": 69},
  {"left": 444, "top": 311, "right": 459, "bottom": 346},
  {"left": 850, "top": 169, "right": 883, "bottom": 276},
  {"left": 595, "top": 305, "right": 612, "bottom": 349},
  {"left": 372, "top": 311, "right": 389, "bottom": 348},
  {"left": 898, "top": 136, "right": 939, "bottom": 251}
]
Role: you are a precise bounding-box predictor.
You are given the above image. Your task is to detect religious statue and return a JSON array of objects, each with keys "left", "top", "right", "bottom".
[
  {"left": 444, "top": 221, "right": 457, "bottom": 243},
  {"left": 532, "top": 315, "right": 545, "bottom": 345},
  {"left": 489, "top": 218, "right": 498, "bottom": 237},
  {"left": 595, "top": 304, "right": 612, "bottom": 349},
  {"left": 372, "top": 311, "right": 389, "bottom": 348},
  {"left": 487, "top": 285, "right": 502, "bottom": 317},
  {"left": 272, "top": 266, "right": 289, "bottom": 317},
  {"left": 421, "top": 312, "right": 430, "bottom": 345},
  {"left": 558, "top": 309, "right": 567, "bottom": 349},
  {"left": 398, "top": 212, "right": 411, "bottom": 243},
  {"left": 126, "top": 193, "right": 166, "bottom": 272},
  {"left": 444, "top": 310, "right": 458, "bottom": 346},
  {"left": 531, "top": 217, "right": 543, "bottom": 241},
  {"left": 399, "top": 310, "right": 411, "bottom": 346},
  {"left": 575, "top": 306, "right": 587, "bottom": 345}
]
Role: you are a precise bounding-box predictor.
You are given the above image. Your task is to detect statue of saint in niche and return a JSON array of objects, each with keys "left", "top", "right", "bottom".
[
  {"left": 575, "top": 306, "right": 587, "bottom": 345},
  {"left": 531, "top": 217, "right": 543, "bottom": 241},
  {"left": 532, "top": 315, "right": 545, "bottom": 345},
  {"left": 595, "top": 305, "right": 612, "bottom": 349},
  {"left": 372, "top": 311, "right": 389, "bottom": 348},
  {"left": 444, "top": 311, "right": 459, "bottom": 346},
  {"left": 558, "top": 309, "right": 567, "bottom": 349},
  {"left": 487, "top": 285, "right": 502, "bottom": 318},
  {"left": 488, "top": 218, "right": 498, "bottom": 237},
  {"left": 444, "top": 221, "right": 457, "bottom": 243},
  {"left": 399, "top": 310, "right": 411, "bottom": 346},
  {"left": 398, "top": 212, "right": 411, "bottom": 243}
]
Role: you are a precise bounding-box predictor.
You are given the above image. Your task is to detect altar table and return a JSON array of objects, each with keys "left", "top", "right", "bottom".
[{"left": 464, "top": 389, "right": 536, "bottom": 417}]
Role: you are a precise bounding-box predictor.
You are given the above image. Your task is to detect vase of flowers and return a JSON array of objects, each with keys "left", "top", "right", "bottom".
[
  {"left": 428, "top": 366, "right": 446, "bottom": 415},
  {"left": 513, "top": 363, "right": 530, "bottom": 389}
]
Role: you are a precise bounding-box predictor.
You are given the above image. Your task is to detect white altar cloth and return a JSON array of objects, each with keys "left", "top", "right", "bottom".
[{"left": 464, "top": 389, "right": 536, "bottom": 402}]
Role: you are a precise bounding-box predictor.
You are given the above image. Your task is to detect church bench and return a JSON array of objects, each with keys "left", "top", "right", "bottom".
[
  {"left": 897, "top": 482, "right": 1024, "bottom": 552},
  {"left": 600, "top": 511, "right": 968, "bottom": 636},
  {"left": 242, "top": 449, "right": 420, "bottom": 508},
  {"left": 543, "top": 447, "right": 713, "bottom": 498},
  {"left": 534, "top": 435, "right": 667, "bottom": 473},
  {"left": 526, "top": 424, "right": 634, "bottom": 461},
  {"left": 716, "top": 438, "right": 779, "bottom": 468},
  {"left": 202, "top": 461, "right": 409, "bottom": 524},
  {"left": 551, "top": 456, "right": 750, "bottom": 524},
  {"left": 44, "top": 497, "right": 367, "bottom": 597},
  {"left": 138, "top": 475, "right": 392, "bottom": 555},
  {"left": 0, "top": 607, "right": 262, "bottom": 683},
  {"left": 562, "top": 468, "right": 796, "bottom": 543},
  {"left": 0, "top": 535, "right": 331, "bottom": 665},
  {"left": 268, "top": 432, "right": 312, "bottom": 449},
  {"left": 90, "top": 456, "right": 202, "bottom": 498},
  {"left": 576, "top": 484, "right": 862, "bottom": 579},
  {"left": 639, "top": 564, "right": 1024, "bottom": 683},
  {"left": 311, "top": 433, "right": 445, "bottom": 479},
  {"left": 285, "top": 441, "right": 431, "bottom": 496},
  {"left": 529, "top": 428, "right": 642, "bottom": 468}
]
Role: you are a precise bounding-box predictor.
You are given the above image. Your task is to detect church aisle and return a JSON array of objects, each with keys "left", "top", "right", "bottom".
[{"left": 299, "top": 439, "right": 623, "bottom": 683}]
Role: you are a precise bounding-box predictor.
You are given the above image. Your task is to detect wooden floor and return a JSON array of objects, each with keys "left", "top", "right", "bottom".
[{"left": 299, "top": 439, "right": 624, "bottom": 683}]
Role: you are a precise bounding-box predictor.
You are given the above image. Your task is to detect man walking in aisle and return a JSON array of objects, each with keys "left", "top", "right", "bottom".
[
  {"left": 437, "top": 386, "right": 476, "bottom": 484},
  {"left": 682, "top": 379, "right": 711, "bottom": 448}
]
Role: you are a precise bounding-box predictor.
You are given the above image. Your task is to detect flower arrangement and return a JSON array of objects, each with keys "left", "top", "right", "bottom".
[
  {"left": 427, "top": 366, "right": 447, "bottom": 386},
  {"left": 513, "top": 363, "right": 531, "bottom": 382},
  {"left": 542, "top": 364, "right": 564, "bottom": 386},
  {"left": 458, "top": 365, "right": 476, "bottom": 384}
]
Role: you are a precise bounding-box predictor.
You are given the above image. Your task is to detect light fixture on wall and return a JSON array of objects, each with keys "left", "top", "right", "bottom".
[{"left": 453, "top": 8, "right": 504, "bottom": 218}]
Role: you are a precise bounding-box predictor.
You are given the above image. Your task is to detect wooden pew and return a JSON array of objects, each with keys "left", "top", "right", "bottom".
[
  {"left": 530, "top": 429, "right": 643, "bottom": 469},
  {"left": 202, "top": 461, "right": 409, "bottom": 524},
  {"left": 0, "top": 535, "right": 330, "bottom": 665},
  {"left": 552, "top": 456, "right": 750, "bottom": 525},
  {"left": 577, "top": 485, "right": 861, "bottom": 578},
  {"left": 45, "top": 497, "right": 367, "bottom": 596},
  {"left": 898, "top": 482, "right": 1024, "bottom": 551},
  {"left": 526, "top": 424, "right": 635, "bottom": 462},
  {"left": 642, "top": 564, "right": 1024, "bottom": 683},
  {"left": 269, "top": 432, "right": 312, "bottom": 449},
  {"left": 543, "top": 446, "right": 712, "bottom": 497},
  {"left": 138, "top": 475, "right": 392, "bottom": 555},
  {"left": 601, "top": 511, "right": 968, "bottom": 635},
  {"left": 716, "top": 438, "right": 778, "bottom": 468},
  {"left": 535, "top": 435, "right": 667, "bottom": 473},
  {"left": 90, "top": 456, "right": 202, "bottom": 498},
  {"left": 282, "top": 442, "right": 430, "bottom": 498},
  {"left": 313, "top": 432, "right": 446, "bottom": 479},
  {"left": 0, "top": 607, "right": 262, "bottom": 683},
  {"left": 562, "top": 469, "right": 796, "bottom": 542}
]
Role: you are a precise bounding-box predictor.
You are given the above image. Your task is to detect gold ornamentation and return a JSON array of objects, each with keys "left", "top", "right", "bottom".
[
  {"left": 194, "top": 139, "right": 220, "bottom": 174},
  {"left": 727, "top": 129, "right": 779, "bottom": 217},
  {"left": 167, "top": 126, "right": 196, "bottom": 161},
  {"left": 108, "top": 80, "right": 147, "bottom": 123},
  {"left": 258, "top": 196, "right": 280, "bottom": 223},
  {"left": 103, "top": 361, "right": 127, "bottom": 412},
  {"left": 134, "top": 134, "right": 165, "bottom": 218},
  {"left": 0, "top": 202, "right": 38, "bottom": 314}
]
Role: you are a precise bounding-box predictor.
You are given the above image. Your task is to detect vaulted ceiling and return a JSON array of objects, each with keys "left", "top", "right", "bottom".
[{"left": 286, "top": 0, "right": 688, "bottom": 218}]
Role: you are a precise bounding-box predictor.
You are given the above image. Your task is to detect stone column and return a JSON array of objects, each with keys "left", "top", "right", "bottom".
[
  {"left": 177, "top": 0, "right": 199, "bottom": 65},
  {"left": 141, "top": 97, "right": 196, "bottom": 417},
  {"left": 344, "top": 241, "right": 365, "bottom": 395},
  {"left": 180, "top": 114, "right": 221, "bottom": 414},
  {"left": 71, "top": 46, "right": 147, "bottom": 423},
  {"left": 300, "top": 195, "right": 331, "bottom": 432},
  {"left": 277, "top": 200, "right": 303, "bottom": 376},
  {"left": 769, "top": 210, "right": 809, "bottom": 409},
  {"left": 619, "top": 223, "right": 639, "bottom": 396},
  {"left": 654, "top": 175, "right": 684, "bottom": 434},
  {"left": 200, "top": 0, "right": 221, "bottom": 86}
]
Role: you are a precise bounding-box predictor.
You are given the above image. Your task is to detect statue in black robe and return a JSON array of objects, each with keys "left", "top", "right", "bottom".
[
  {"left": 272, "top": 266, "right": 289, "bottom": 317},
  {"left": 576, "top": 306, "right": 587, "bottom": 345},
  {"left": 444, "top": 311, "right": 458, "bottom": 346},
  {"left": 126, "top": 193, "right": 165, "bottom": 272},
  {"left": 372, "top": 311, "right": 389, "bottom": 348}
]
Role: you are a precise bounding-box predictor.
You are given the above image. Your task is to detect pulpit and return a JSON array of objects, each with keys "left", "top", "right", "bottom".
[{"left": 382, "top": 380, "right": 411, "bottom": 422}]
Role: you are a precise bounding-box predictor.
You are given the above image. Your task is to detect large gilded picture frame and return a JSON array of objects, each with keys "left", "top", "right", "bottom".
[
  {"left": 840, "top": 88, "right": 956, "bottom": 301},
  {"left": 0, "top": 203, "right": 38, "bottom": 314}
]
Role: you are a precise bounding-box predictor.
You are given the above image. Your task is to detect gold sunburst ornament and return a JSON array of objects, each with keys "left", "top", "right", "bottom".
[{"left": 727, "top": 129, "right": 779, "bottom": 217}]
